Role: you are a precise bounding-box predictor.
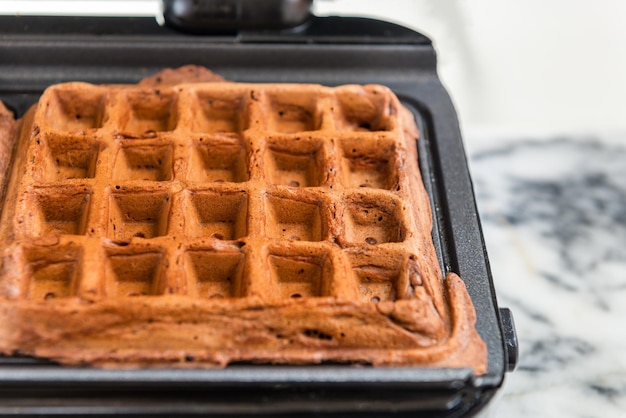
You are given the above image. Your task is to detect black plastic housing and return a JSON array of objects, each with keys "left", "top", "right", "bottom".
[
  {"left": 162, "top": 0, "right": 314, "bottom": 32},
  {"left": 0, "top": 14, "right": 516, "bottom": 417}
]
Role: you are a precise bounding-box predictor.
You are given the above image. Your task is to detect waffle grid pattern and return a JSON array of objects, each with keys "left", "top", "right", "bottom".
[{"left": 11, "top": 82, "right": 429, "bottom": 306}]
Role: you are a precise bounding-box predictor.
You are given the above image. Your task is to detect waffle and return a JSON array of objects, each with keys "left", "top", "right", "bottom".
[{"left": 0, "top": 69, "right": 487, "bottom": 374}]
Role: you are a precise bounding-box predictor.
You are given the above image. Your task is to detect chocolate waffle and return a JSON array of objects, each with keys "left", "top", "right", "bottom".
[{"left": 0, "top": 70, "right": 486, "bottom": 373}]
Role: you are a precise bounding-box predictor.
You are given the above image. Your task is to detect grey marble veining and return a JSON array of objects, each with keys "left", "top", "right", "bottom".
[{"left": 466, "top": 135, "right": 626, "bottom": 417}]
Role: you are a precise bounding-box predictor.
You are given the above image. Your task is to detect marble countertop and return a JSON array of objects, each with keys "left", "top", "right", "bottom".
[{"left": 465, "top": 133, "right": 626, "bottom": 417}]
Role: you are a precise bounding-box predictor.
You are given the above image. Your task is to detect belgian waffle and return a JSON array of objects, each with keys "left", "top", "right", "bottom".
[{"left": 0, "top": 71, "right": 486, "bottom": 373}]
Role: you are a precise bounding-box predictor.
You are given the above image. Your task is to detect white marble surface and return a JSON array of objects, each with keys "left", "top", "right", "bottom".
[{"left": 465, "top": 133, "right": 626, "bottom": 417}]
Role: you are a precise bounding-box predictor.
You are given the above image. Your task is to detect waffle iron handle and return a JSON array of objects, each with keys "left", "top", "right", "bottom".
[
  {"left": 162, "top": 0, "right": 314, "bottom": 33},
  {"left": 499, "top": 307, "right": 518, "bottom": 372}
]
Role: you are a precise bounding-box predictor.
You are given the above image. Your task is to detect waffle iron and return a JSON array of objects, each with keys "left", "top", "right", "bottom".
[{"left": 0, "top": 1, "right": 518, "bottom": 416}]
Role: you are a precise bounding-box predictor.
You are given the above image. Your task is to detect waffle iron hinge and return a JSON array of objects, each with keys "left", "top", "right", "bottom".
[{"left": 162, "top": 0, "right": 314, "bottom": 33}]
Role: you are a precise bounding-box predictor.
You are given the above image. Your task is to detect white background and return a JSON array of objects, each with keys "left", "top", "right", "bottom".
[{"left": 1, "top": 0, "right": 625, "bottom": 135}]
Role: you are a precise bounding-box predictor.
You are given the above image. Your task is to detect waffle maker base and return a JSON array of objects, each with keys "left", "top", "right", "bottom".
[{"left": 0, "top": 14, "right": 517, "bottom": 417}]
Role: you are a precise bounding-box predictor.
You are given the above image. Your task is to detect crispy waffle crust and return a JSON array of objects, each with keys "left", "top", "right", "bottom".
[{"left": 0, "top": 68, "right": 487, "bottom": 374}]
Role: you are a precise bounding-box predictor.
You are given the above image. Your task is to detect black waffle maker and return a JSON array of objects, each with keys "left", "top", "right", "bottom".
[{"left": 0, "top": 0, "right": 518, "bottom": 416}]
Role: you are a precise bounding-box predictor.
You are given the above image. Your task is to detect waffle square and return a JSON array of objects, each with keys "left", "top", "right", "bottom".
[{"left": 0, "top": 78, "right": 486, "bottom": 373}]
